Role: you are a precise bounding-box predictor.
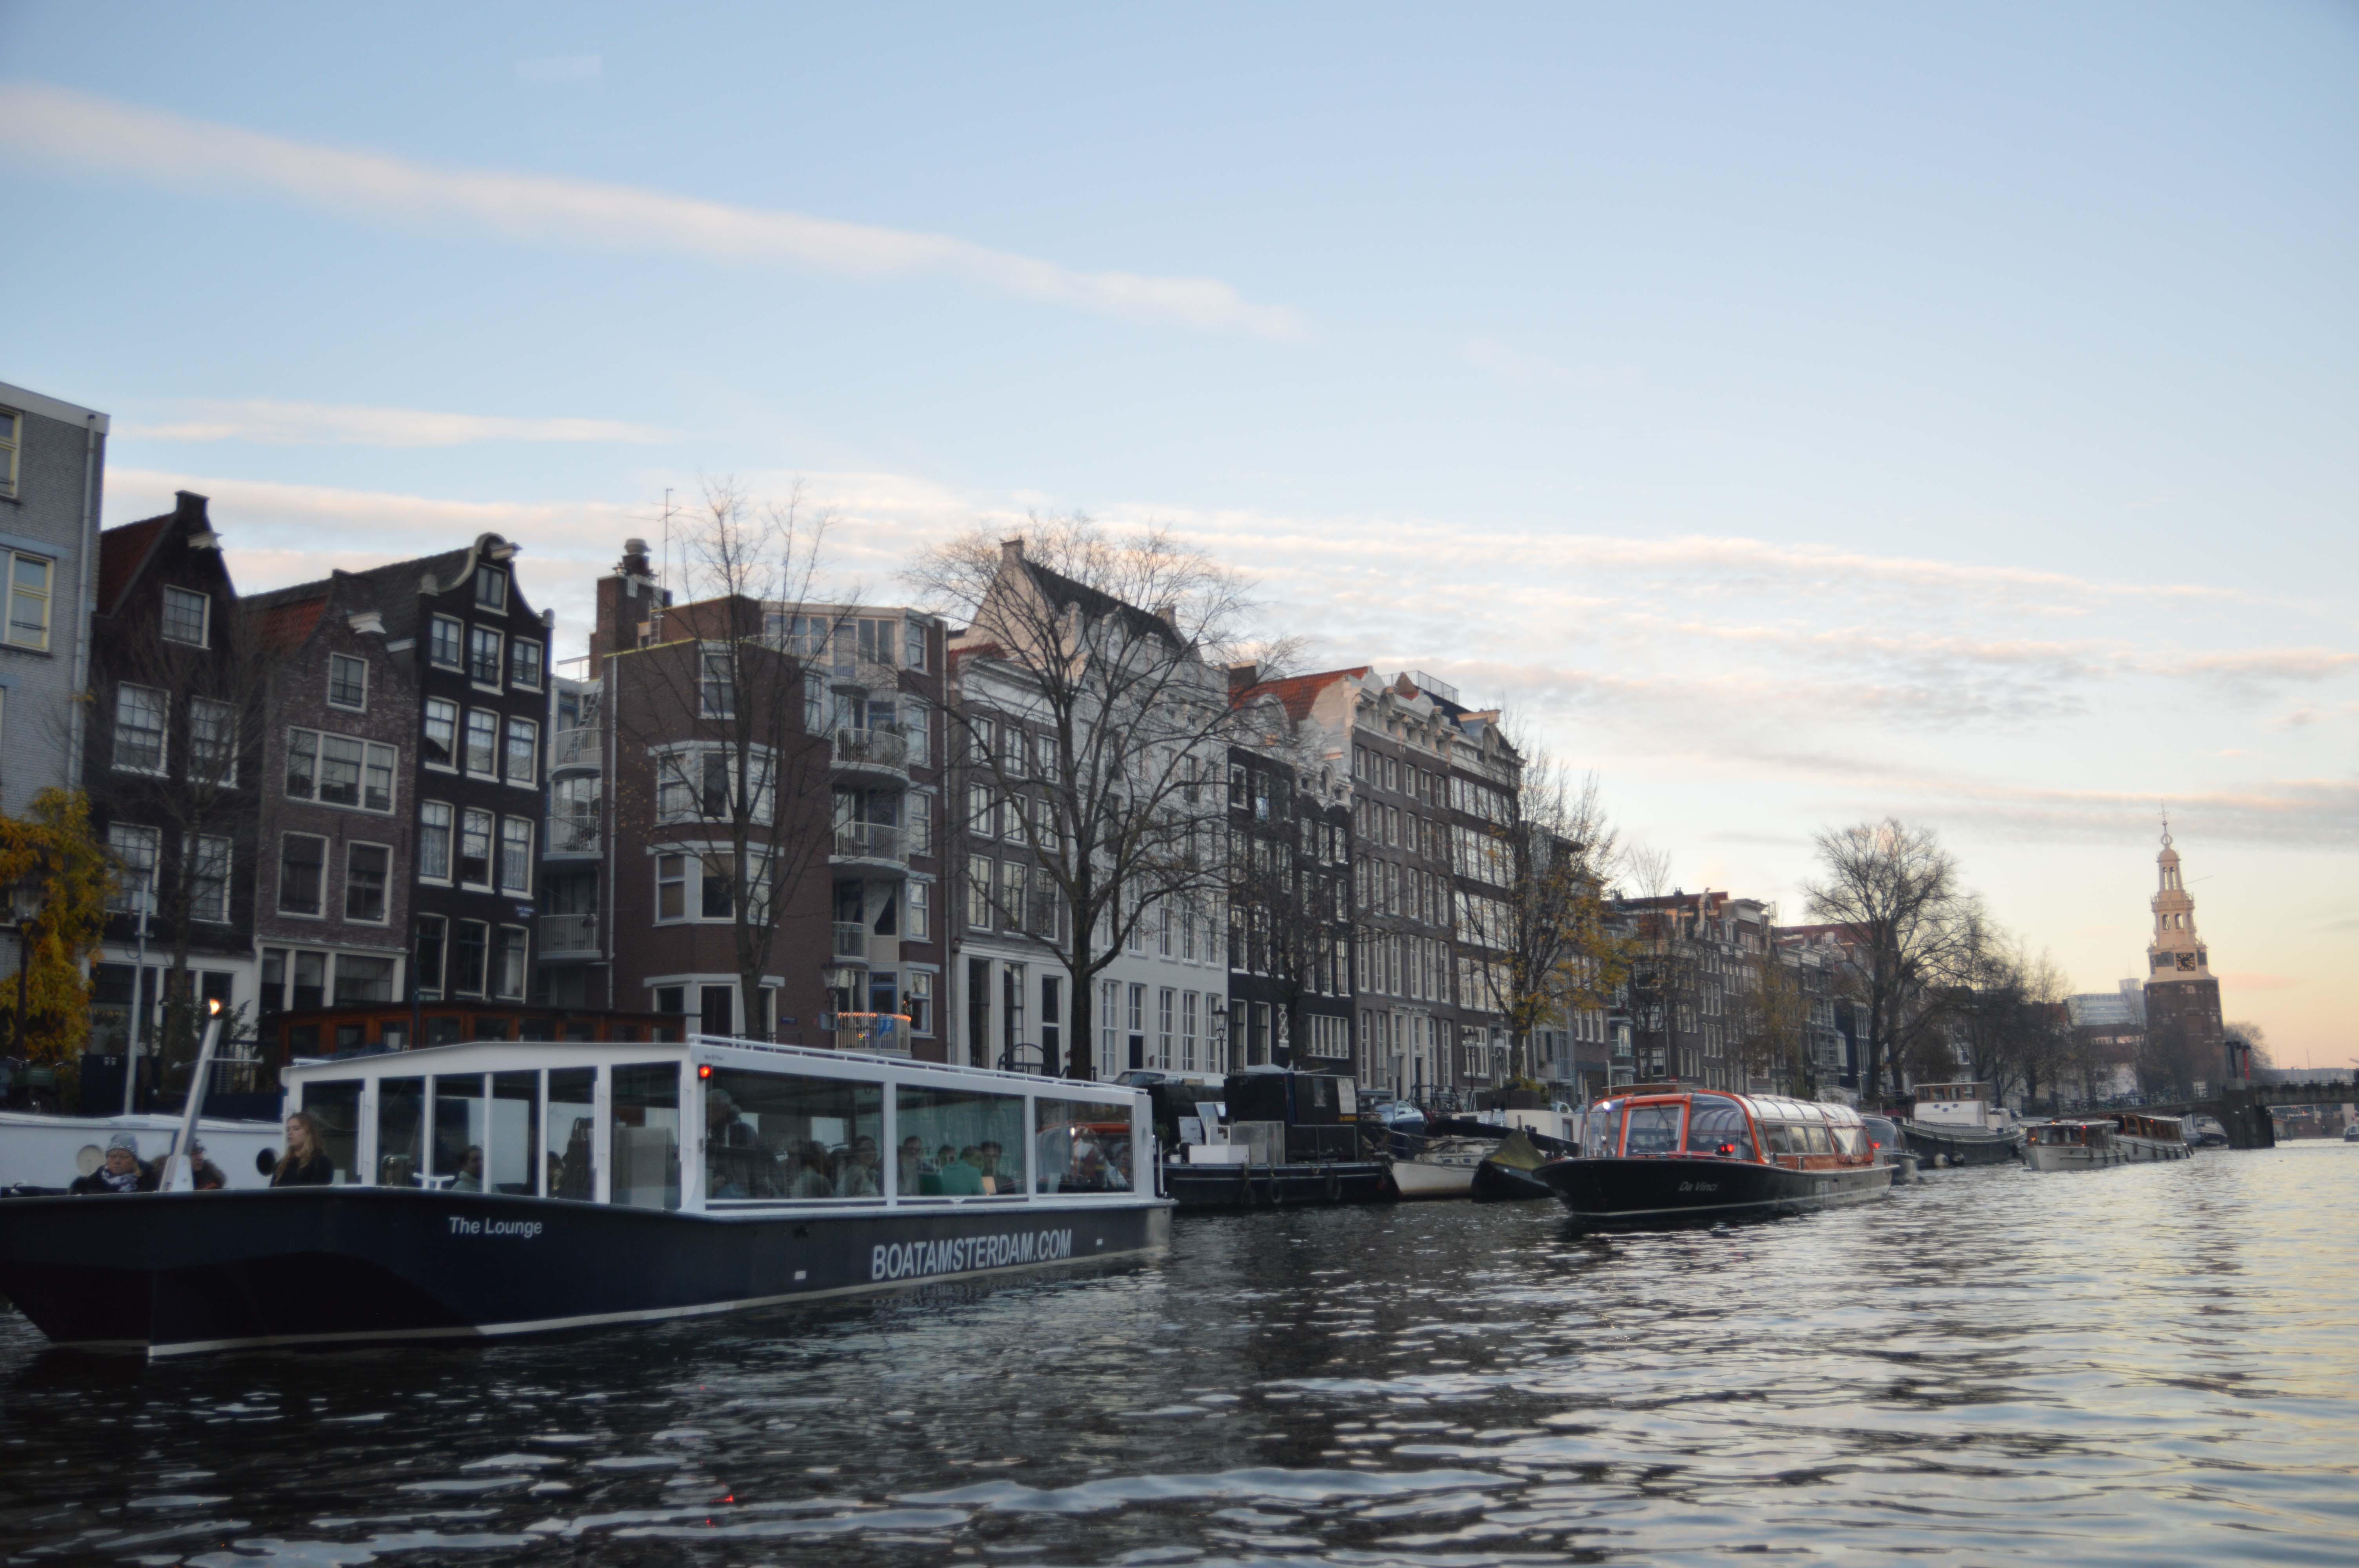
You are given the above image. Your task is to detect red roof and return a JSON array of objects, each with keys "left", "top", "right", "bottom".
[
  {"left": 252, "top": 594, "right": 327, "bottom": 654},
  {"left": 96, "top": 515, "right": 172, "bottom": 615},
  {"left": 1233, "top": 666, "right": 1366, "bottom": 722}
]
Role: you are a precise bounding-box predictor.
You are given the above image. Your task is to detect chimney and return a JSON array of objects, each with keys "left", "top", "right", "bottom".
[
  {"left": 1000, "top": 537, "right": 1025, "bottom": 565},
  {"left": 620, "top": 537, "right": 654, "bottom": 582},
  {"left": 1228, "top": 661, "right": 1259, "bottom": 696}
]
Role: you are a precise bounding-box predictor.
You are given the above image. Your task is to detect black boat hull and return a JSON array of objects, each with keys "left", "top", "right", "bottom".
[
  {"left": 0, "top": 1187, "right": 1170, "bottom": 1357},
  {"left": 1536, "top": 1156, "right": 1896, "bottom": 1230},
  {"left": 1902, "top": 1124, "right": 2022, "bottom": 1166},
  {"left": 1469, "top": 1159, "right": 1553, "bottom": 1203},
  {"left": 1163, "top": 1161, "right": 1392, "bottom": 1210}
]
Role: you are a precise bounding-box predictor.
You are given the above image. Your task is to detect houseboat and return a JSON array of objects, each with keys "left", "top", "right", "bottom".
[
  {"left": 1535, "top": 1087, "right": 1896, "bottom": 1229},
  {"left": 2110, "top": 1112, "right": 2191, "bottom": 1161},
  {"left": 1902, "top": 1082, "right": 2023, "bottom": 1167},
  {"left": 1162, "top": 1068, "right": 1389, "bottom": 1209},
  {"left": 0, "top": 1035, "right": 1168, "bottom": 1359},
  {"left": 2022, "top": 1118, "right": 2128, "bottom": 1171}
]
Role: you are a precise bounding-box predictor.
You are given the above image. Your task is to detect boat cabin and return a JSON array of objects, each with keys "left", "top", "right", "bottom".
[
  {"left": 2027, "top": 1120, "right": 2113, "bottom": 1149},
  {"left": 1578, "top": 1089, "right": 1876, "bottom": 1169},
  {"left": 2112, "top": 1112, "right": 2183, "bottom": 1144},
  {"left": 280, "top": 1035, "right": 1152, "bottom": 1213},
  {"left": 1910, "top": 1082, "right": 2010, "bottom": 1132}
]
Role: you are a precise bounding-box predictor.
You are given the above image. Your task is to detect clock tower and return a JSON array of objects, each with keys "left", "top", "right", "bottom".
[{"left": 2142, "top": 818, "right": 2226, "bottom": 1093}]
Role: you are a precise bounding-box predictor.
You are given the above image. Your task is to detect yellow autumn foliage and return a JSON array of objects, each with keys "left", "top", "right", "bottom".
[{"left": 0, "top": 789, "right": 113, "bottom": 1063}]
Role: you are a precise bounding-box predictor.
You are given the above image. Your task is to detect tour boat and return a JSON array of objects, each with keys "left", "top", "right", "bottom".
[
  {"left": 0, "top": 1035, "right": 1169, "bottom": 1359},
  {"left": 1901, "top": 1082, "right": 2024, "bottom": 1167},
  {"left": 1534, "top": 1087, "right": 1896, "bottom": 1229},
  {"left": 2110, "top": 1112, "right": 2191, "bottom": 1161},
  {"left": 2022, "top": 1118, "right": 2128, "bottom": 1171},
  {"left": 0, "top": 1109, "right": 285, "bottom": 1193}
]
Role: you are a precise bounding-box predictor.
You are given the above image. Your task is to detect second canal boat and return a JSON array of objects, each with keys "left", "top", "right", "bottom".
[{"left": 1536, "top": 1087, "right": 1896, "bottom": 1230}]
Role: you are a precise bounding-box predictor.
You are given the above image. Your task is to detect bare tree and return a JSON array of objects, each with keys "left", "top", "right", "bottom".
[
  {"left": 605, "top": 479, "right": 856, "bottom": 1039},
  {"left": 1459, "top": 750, "right": 1627, "bottom": 1085},
  {"left": 909, "top": 517, "right": 1284, "bottom": 1079},
  {"left": 1730, "top": 949, "right": 1816, "bottom": 1096},
  {"left": 1803, "top": 818, "right": 1978, "bottom": 1104}
]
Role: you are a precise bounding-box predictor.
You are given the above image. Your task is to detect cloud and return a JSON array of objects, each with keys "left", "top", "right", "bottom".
[
  {"left": 0, "top": 82, "right": 1303, "bottom": 339},
  {"left": 124, "top": 398, "right": 670, "bottom": 447}
]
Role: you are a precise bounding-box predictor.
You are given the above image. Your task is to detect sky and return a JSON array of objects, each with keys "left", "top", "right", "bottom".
[{"left": 3, "top": 3, "right": 2354, "bottom": 1065}]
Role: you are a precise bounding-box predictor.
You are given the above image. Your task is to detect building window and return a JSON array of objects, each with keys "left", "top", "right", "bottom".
[
  {"left": 700, "top": 855, "right": 733, "bottom": 919},
  {"left": 458, "top": 808, "right": 493, "bottom": 888},
  {"left": 190, "top": 834, "right": 233, "bottom": 923},
  {"left": 414, "top": 915, "right": 447, "bottom": 1000},
  {"left": 0, "top": 410, "right": 14, "bottom": 497},
  {"left": 160, "top": 585, "right": 210, "bottom": 646},
  {"left": 345, "top": 842, "right": 390, "bottom": 922},
  {"left": 106, "top": 823, "right": 160, "bottom": 914},
  {"left": 907, "top": 970, "right": 934, "bottom": 1034},
  {"left": 464, "top": 710, "right": 498, "bottom": 776},
  {"left": 903, "top": 619, "right": 928, "bottom": 672},
  {"left": 508, "top": 637, "right": 543, "bottom": 691},
  {"left": 474, "top": 565, "right": 507, "bottom": 610},
  {"left": 327, "top": 653, "right": 367, "bottom": 710},
  {"left": 1182, "top": 991, "right": 1199, "bottom": 1071},
  {"left": 113, "top": 685, "right": 169, "bottom": 775},
  {"left": 966, "top": 855, "right": 993, "bottom": 930},
  {"left": 429, "top": 615, "right": 463, "bottom": 669},
  {"left": 499, "top": 818, "right": 533, "bottom": 895},
  {"left": 700, "top": 648, "right": 734, "bottom": 718},
  {"left": 3, "top": 551, "right": 49, "bottom": 650},
  {"left": 494, "top": 926, "right": 528, "bottom": 999},
  {"left": 467, "top": 625, "right": 503, "bottom": 686},
  {"left": 278, "top": 833, "right": 327, "bottom": 916},
  {"left": 906, "top": 878, "right": 931, "bottom": 941},
  {"left": 291, "top": 951, "right": 327, "bottom": 1010},
  {"left": 452, "top": 920, "right": 489, "bottom": 996},
  {"left": 419, "top": 801, "right": 453, "bottom": 881},
  {"left": 285, "top": 730, "right": 397, "bottom": 812},
  {"left": 906, "top": 791, "right": 933, "bottom": 857},
  {"left": 656, "top": 855, "right": 687, "bottom": 920},
  {"left": 1158, "top": 987, "right": 1174, "bottom": 1071},
  {"left": 422, "top": 698, "right": 457, "bottom": 768},
  {"left": 334, "top": 954, "right": 396, "bottom": 1006},
  {"left": 505, "top": 717, "right": 539, "bottom": 786},
  {"left": 190, "top": 697, "right": 238, "bottom": 785}
]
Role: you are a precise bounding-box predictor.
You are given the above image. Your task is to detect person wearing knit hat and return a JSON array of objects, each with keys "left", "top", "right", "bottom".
[{"left": 69, "top": 1132, "right": 156, "bottom": 1194}]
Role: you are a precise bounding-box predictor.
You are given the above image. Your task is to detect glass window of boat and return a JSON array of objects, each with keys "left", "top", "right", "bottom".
[
  {"left": 549, "top": 1069, "right": 597, "bottom": 1199},
  {"left": 1761, "top": 1119, "right": 1796, "bottom": 1156},
  {"left": 491, "top": 1072, "right": 541, "bottom": 1194},
  {"left": 1583, "top": 1103, "right": 1618, "bottom": 1158},
  {"left": 433, "top": 1075, "right": 487, "bottom": 1188},
  {"left": 612, "top": 1063, "right": 682, "bottom": 1211},
  {"left": 1682, "top": 1094, "right": 1754, "bottom": 1159},
  {"left": 1829, "top": 1124, "right": 1865, "bottom": 1158},
  {"left": 896, "top": 1085, "right": 1027, "bottom": 1196},
  {"left": 1035, "top": 1096, "right": 1133, "bottom": 1192},
  {"left": 1800, "top": 1122, "right": 1833, "bottom": 1155},
  {"left": 702, "top": 1066, "right": 883, "bottom": 1201},
  {"left": 1622, "top": 1102, "right": 1683, "bottom": 1156},
  {"left": 300, "top": 1079, "right": 361, "bottom": 1183},
  {"left": 376, "top": 1076, "right": 424, "bottom": 1185}
]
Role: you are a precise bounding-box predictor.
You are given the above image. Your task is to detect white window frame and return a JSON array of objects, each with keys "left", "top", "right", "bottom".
[
  {"left": 190, "top": 697, "right": 238, "bottom": 786},
  {"left": 655, "top": 853, "right": 689, "bottom": 923},
  {"left": 905, "top": 877, "right": 931, "bottom": 942},
  {"left": 3, "top": 550, "right": 51, "bottom": 651},
  {"left": 343, "top": 840, "right": 394, "bottom": 924},
  {"left": 493, "top": 924, "right": 529, "bottom": 1000},
  {"left": 505, "top": 716, "right": 540, "bottom": 787},
  {"left": 0, "top": 409, "right": 16, "bottom": 498},
  {"left": 276, "top": 831, "right": 329, "bottom": 919},
  {"left": 467, "top": 624, "right": 504, "bottom": 689},
  {"left": 160, "top": 585, "right": 211, "bottom": 648},
  {"left": 463, "top": 709, "right": 499, "bottom": 778},
  {"left": 106, "top": 823, "right": 161, "bottom": 915},
  {"left": 498, "top": 817, "right": 534, "bottom": 895},
  {"left": 422, "top": 697, "right": 459, "bottom": 771},
  {"left": 474, "top": 565, "right": 508, "bottom": 612},
  {"left": 418, "top": 800, "right": 453, "bottom": 883},
  {"left": 507, "top": 636, "right": 543, "bottom": 691},
  {"left": 189, "top": 833, "right": 233, "bottom": 924},
  {"left": 113, "top": 684, "right": 169, "bottom": 776},
  {"left": 458, "top": 807, "right": 495, "bottom": 891},
  {"left": 429, "top": 615, "right": 464, "bottom": 669}
]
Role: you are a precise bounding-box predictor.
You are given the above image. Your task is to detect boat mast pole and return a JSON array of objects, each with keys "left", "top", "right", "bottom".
[{"left": 161, "top": 1000, "right": 224, "bottom": 1192}]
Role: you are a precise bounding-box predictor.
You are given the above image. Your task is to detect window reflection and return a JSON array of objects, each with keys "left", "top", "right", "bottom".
[
  {"left": 1033, "top": 1097, "right": 1133, "bottom": 1193},
  {"left": 896, "top": 1085, "right": 1025, "bottom": 1196}
]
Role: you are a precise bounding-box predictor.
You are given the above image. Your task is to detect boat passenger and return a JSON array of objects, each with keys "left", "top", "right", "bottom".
[
  {"left": 785, "top": 1141, "right": 835, "bottom": 1199},
  {"left": 979, "top": 1141, "right": 1008, "bottom": 1187},
  {"left": 449, "top": 1145, "right": 485, "bottom": 1192},
  {"left": 69, "top": 1133, "right": 155, "bottom": 1194},
  {"left": 935, "top": 1147, "right": 986, "bottom": 1196},
  {"left": 838, "top": 1135, "right": 883, "bottom": 1197},
  {"left": 187, "top": 1140, "right": 227, "bottom": 1192},
  {"left": 897, "top": 1136, "right": 926, "bottom": 1192},
  {"left": 271, "top": 1113, "right": 336, "bottom": 1187}
]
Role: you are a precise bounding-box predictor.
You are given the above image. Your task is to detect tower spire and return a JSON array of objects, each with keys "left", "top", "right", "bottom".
[{"left": 2146, "top": 819, "right": 2208, "bottom": 980}]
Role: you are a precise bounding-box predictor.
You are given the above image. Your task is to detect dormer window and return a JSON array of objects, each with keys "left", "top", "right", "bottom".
[
  {"left": 161, "top": 586, "right": 210, "bottom": 647},
  {"left": 474, "top": 565, "right": 507, "bottom": 611}
]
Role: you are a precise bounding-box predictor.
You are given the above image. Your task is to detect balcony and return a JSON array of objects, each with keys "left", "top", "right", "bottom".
[
  {"left": 832, "top": 920, "right": 871, "bottom": 960},
  {"left": 831, "top": 821, "right": 906, "bottom": 873},
  {"left": 552, "top": 725, "right": 602, "bottom": 773},
  {"left": 825, "top": 1011, "right": 912, "bottom": 1056},
  {"left": 540, "top": 913, "right": 599, "bottom": 958},
  {"left": 831, "top": 724, "right": 909, "bottom": 781},
  {"left": 547, "top": 808, "right": 602, "bottom": 857}
]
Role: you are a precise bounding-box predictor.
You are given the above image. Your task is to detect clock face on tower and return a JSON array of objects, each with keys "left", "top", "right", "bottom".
[{"left": 2176, "top": 953, "right": 2197, "bottom": 972}]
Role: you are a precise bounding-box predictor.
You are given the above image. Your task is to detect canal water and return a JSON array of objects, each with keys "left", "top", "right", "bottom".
[{"left": 4, "top": 1145, "right": 2355, "bottom": 1566}]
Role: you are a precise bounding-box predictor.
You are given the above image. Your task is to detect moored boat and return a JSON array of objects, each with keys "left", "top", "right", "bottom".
[
  {"left": 1535, "top": 1088, "right": 1895, "bottom": 1230},
  {"left": 2022, "top": 1118, "right": 2128, "bottom": 1171},
  {"left": 1385, "top": 1134, "right": 1496, "bottom": 1200},
  {"left": 1162, "top": 1068, "right": 1389, "bottom": 1210},
  {"left": 1469, "top": 1127, "right": 1556, "bottom": 1202},
  {"left": 0, "top": 1034, "right": 1169, "bottom": 1359},
  {"left": 1901, "top": 1082, "right": 2023, "bottom": 1167}
]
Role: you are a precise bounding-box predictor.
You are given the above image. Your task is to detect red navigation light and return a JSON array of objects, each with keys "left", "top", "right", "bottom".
[
  {"left": 1716, "top": 1142, "right": 1735, "bottom": 1157},
  {"left": 698, "top": 1064, "right": 712, "bottom": 1079}
]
